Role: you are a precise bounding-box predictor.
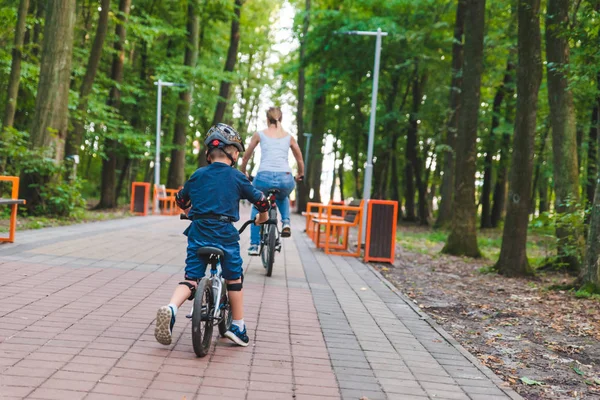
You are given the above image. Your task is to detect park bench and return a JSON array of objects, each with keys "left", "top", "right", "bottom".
[
  {"left": 0, "top": 176, "right": 26, "bottom": 243},
  {"left": 154, "top": 184, "right": 178, "bottom": 215},
  {"left": 302, "top": 200, "right": 345, "bottom": 239},
  {"left": 309, "top": 200, "right": 363, "bottom": 257}
]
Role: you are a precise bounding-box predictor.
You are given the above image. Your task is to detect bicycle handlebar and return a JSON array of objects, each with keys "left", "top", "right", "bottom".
[{"left": 179, "top": 213, "right": 276, "bottom": 234}]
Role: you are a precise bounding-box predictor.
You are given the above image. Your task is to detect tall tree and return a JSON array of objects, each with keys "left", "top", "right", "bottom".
[
  {"left": 436, "top": 0, "right": 466, "bottom": 228},
  {"left": 64, "top": 0, "right": 111, "bottom": 170},
  {"left": 480, "top": 61, "right": 514, "bottom": 228},
  {"left": 199, "top": 0, "right": 243, "bottom": 167},
  {"left": 2, "top": 0, "right": 29, "bottom": 130},
  {"left": 20, "top": 0, "right": 76, "bottom": 208},
  {"left": 546, "top": 0, "right": 583, "bottom": 273},
  {"left": 307, "top": 68, "right": 327, "bottom": 204},
  {"left": 406, "top": 67, "right": 429, "bottom": 225},
  {"left": 442, "top": 0, "right": 485, "bottom": 258},
  {"left": 495, "top": 0, "right": 542, "bottom": 276},
  {"left": 167, "top": 0, "right": 200, "bottom": 189},
  {"left": 97, "top": 0, "right": 131, "bottom": 209},
  {"left": 296, "top": 0, "right": 310, "bottom": 214}
]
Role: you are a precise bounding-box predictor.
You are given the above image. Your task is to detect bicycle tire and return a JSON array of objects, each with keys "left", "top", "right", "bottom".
[
  {"left": 192, "top": 278, "right": 213, "bottom": 357},
  {"left": 260, "top": 224, "right": 269, "bottom": 269},
  {"left": 265, "top": 225, "right": 276, "bottom": 277},
  {"left": 218, "top": 292, "right": 232, "bottom": 337}
]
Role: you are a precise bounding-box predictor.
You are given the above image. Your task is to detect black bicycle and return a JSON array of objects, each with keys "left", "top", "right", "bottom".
[{"left": 180, "top": 214, "right": 275, "bottom": 357}]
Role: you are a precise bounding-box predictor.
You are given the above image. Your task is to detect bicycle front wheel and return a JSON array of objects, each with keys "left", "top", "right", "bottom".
[{"left": 192, "top": 278, "right": 214, "bottom": 357}]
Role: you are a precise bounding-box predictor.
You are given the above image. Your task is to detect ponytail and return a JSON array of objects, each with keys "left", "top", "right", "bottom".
[{"left": 266, "top": 107, "right": 285, "bottom": 136}]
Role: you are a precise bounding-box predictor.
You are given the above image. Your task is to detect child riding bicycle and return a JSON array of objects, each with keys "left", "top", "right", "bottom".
[{"left": 154, "top": 123, "right": 269, "bottom": 347}]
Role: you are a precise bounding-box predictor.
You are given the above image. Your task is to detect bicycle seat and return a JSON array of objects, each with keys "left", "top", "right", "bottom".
[
  {"left": 267, "top": 189, "right": 280, "bottom": 194},
  {"left": 196, "top": 247, "right": 224, "bottom": 258}
]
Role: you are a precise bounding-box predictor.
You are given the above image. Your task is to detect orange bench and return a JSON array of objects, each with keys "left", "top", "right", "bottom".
[
  {"left": 0, "top": 176, "right": 26, "bottom": 243},
  {"left": 310, "top": 201, "right": 363, "bottom": 257},
  {"left": 154, "top": 184, "right": 179, "bottom": 215}
]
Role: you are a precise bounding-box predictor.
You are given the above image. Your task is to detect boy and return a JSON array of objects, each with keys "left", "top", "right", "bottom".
[{"left": 154, "top": 123, "right": 269, "bottom": 347}]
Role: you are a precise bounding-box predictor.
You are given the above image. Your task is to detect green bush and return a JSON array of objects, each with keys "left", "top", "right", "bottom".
[{"left": 1, "top": 128, "right": 86, "bottom": 218}]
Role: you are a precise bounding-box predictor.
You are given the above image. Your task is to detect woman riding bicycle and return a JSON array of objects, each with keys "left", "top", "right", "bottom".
[{"left": 240, "top": 106, "right": 304, "bottom": 256}]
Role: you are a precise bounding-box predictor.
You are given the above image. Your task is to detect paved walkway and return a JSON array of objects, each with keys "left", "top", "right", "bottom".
[{"left": 0, "top": 208, "right": 522, "bottom": 400}]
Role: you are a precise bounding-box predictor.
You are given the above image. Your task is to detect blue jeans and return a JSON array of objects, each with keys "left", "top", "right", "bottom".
[{"left": 250, "top": 171, "right": 295, "bottom": 246}]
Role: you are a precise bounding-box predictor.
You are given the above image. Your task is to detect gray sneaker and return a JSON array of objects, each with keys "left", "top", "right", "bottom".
[
  {"left": 248, "top": 245, "right": 259, "bottom": 256},
  {"left": 281, "top": 223, "right": 291, "bottom": 238},
  {"left": 155, "top": 305, "right": 175, "bottom": 345}
]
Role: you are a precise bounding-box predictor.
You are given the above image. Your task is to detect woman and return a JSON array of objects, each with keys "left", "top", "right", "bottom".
[{"left": 240, "top": 107, "right": 304, "bottom": 256}]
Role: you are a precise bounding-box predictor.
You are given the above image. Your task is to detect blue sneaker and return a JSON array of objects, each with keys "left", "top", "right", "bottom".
[
  {"left": 224, "top": 324, "right": 249, "bottom": 347},
  {"left": 155, "top": 305, "right": 176, "bottom": 345}
]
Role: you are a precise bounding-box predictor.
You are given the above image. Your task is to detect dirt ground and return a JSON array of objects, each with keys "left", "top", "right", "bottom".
[{"left": 376, "top": 231, "right": 600, "bottom": 399}]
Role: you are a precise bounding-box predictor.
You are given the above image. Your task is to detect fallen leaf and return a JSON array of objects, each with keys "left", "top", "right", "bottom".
[{"left": 520, "top": 377, "right": 543, "bottom": 386}]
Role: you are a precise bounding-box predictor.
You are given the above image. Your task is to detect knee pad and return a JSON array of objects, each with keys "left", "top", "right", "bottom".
[
  {"left": 179, "top": 281, "right": 196, "bottom": 300},
  {"left": 227, "top": 275, "right": 243, "bottom": 292}
]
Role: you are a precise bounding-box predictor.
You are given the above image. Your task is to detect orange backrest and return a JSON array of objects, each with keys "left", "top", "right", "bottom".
[{"left": 0, "top": 176, "right": 19, "bottom": 199}]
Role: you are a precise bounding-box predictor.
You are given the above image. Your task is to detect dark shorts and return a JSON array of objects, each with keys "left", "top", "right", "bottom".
[{"left": 184, "top": 221, "right": 243, "bottom": 281}]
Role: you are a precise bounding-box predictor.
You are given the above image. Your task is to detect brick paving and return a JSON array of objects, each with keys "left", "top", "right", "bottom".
[{"left": 0, "top": 207, "right": 522, "bottom": 400}]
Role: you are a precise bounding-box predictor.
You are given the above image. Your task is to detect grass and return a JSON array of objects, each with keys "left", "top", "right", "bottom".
[
  {"left": 0, "top": 208, "right": 132, "bottom": 233},
  {"left": 396, "top": 224, "right": 554, "bottom": 268}
]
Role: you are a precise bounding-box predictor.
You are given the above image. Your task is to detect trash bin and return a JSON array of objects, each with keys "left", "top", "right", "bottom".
[
  {"left": 130, "top": 182, "right": 150, "bottom": 216},
  {"left": 364, "top": 200, "right": 398, "bottom": 264}
]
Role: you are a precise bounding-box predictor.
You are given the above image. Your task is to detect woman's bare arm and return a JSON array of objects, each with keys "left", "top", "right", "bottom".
[
  {"left": 240, "top": 132, "right": 260, "bottom": 176},
  {"left": 290, "top": 136, "right": 305, "bottom": 179}
]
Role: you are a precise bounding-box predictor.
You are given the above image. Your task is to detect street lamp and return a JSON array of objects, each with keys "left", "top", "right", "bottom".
[
  {"left": 154, "top": 79, "right": 185, "bottom": 214},
  {"left": 335, "top": 29, "right": 387, "bottom": 243}
]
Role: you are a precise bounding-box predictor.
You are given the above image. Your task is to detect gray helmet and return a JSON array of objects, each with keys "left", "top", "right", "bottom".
[{"left": 204, "top": 123, "right": 245, "bottom": 152}]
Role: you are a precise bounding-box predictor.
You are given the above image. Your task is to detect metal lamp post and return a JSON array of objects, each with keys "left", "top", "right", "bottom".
[
  {"left": 154, "top": 79, "right": 186, "bottom": 214},
  {"left": 335, "top": 29, "right": 387, "bottom": 242}
]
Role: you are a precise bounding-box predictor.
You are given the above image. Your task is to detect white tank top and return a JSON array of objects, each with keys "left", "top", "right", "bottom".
[{"left": 257, "top": 131, "right": 292, "bottom": 173}]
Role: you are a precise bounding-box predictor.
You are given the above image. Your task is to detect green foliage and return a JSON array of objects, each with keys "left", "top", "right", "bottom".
[
  {"left": 574, "top": 283, "right": 600, "bottom": 300},
  {"left": 1, "top": 127, "right": 85, "bottom": 217}
]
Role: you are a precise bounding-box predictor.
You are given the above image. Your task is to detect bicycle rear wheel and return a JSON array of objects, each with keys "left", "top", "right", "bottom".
[
  {"left": 192, "top": 278, "right": 213, "bottom": 357},
  {"left": 218, "top": 292, "right": 232, "bottom": 337},
  {"left": 262, "top": 225, "right": 275, "bottom": 277}
]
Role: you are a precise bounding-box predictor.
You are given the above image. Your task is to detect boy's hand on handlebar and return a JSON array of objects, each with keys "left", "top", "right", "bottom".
[
  {"left": 255, "top": 212, "right": 269, "bottom": 225},
  {"left": 295, "top": 174, "right": 304, "bottom": 182},
  {"left": 183, "top": 207, "right": 191, "bottom": 216}
]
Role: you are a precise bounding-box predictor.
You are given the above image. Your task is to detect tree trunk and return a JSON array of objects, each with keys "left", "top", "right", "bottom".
[
  {"left": 115, "top": 157, "right": 131, "bottom": 201},
  {"left": 199, "top": 0, "right": 243, "bottom": 167},
  {"left": 2, "top": 0, "right": 29, "bottom": 130},
  {"left": 64, "top": 0, "right": 111, "bottom": 166},
  {"left": 586, "top": 101, "right": 599, "bottom": 209},
  {"left": 308, "top": 69, "right": 327, "bottom": 204},
  {"left": 295, "top": 0, "right": 310, "bottom": 213},
  {"left": 490, "top": 64, "right": 516, "bottom": 227},
  {"left": 436, "top": 0, "right": 466, "bottom": 228},
  {"left": 495, "top": 0, "right": 542, "bottom": 276},
  {"left": 167, "top": 0, "right": 199, "bottom": 189},
  {"left": 407, "top": 70, "right": 429, "bottom": 225},
  {"left": 481, "top": 62, "right": 513, "bottom": 228},
  {"left": 31, "top": 0, "right": 44, "bottom": 59},
  {"left": 97, "top": 0, "right": 131, "bottom": 209},
  {"left": 442, "top": 0, "right": 485, "bottom": 258},
  {"left": 584, "top": 166, "right": 600, "bottom": 288},
  {"left": 530, "top": 121, "right": 550, "bottom": 213},
  {"left": 539, "top": 176, "right": 549, "bottom": 213},
  {"left": 20, "top": 0, "right": 76, "bottom": 209},
  {"left": 338, "top": 154, "right": 345, "bottom": 201},
  {"left": 546, "top": 0, "right": 583, "bottom": 273}
]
